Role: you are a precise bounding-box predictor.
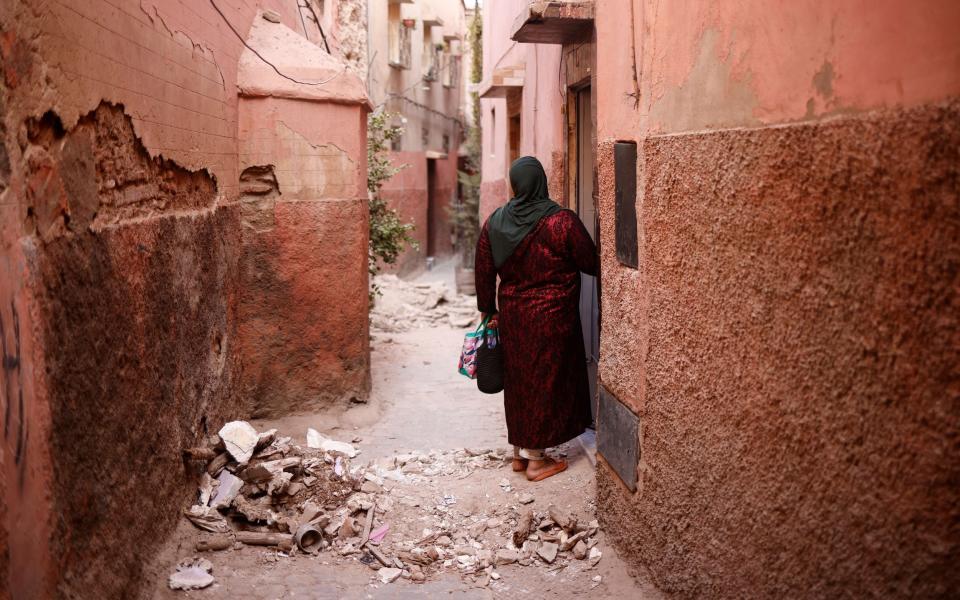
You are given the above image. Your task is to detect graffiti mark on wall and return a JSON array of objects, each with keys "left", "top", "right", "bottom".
[{"left": 1, "top": 299, "right": 26, "bottom": 486}]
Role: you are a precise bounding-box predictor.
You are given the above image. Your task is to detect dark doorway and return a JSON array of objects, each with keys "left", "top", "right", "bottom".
[
  {"left": 573, "top": 85, "right": 600, "bottom": 422},
  {"left": 426, "top": 158, "right": 437, "bottom": 258}
]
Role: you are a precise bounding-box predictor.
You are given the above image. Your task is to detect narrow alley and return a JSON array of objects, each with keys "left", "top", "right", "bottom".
[
  {"left": 1, "top": 1, "right": 958, "bottom": 599},
  {"left": 149, "top": 262, "right": 657, "bottom": 599}
]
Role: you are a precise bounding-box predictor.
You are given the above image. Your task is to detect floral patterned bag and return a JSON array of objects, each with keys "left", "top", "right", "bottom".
[{"left": 458, "top": 316, "right": 490, "bottom": 380}]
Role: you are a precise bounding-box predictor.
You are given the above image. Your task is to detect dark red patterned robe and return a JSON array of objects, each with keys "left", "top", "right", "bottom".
[{"left": 475, "top": 209, "right": 598, "bottom": 449}]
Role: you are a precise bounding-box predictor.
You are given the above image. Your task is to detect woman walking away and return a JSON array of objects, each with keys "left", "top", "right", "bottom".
[{"left": 475, "top": 156, "right": 597, "bottom": 482}]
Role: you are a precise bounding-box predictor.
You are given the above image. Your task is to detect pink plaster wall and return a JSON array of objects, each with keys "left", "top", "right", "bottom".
[
  {"left": 479, "top": 0, "right": 566, "bottom": 224},
  {"left": 592, "top": 1, "right": 960, "bottom": 597},
  {"left": 597, "top": 0, "right": 960, "bottom": 139}
]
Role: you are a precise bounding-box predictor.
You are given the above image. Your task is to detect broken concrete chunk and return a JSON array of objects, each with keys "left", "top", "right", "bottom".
[
  {"left": 513, "top": 509, "right": 534, "bottom": 547},
  {"left": 518, "top": 493, "right": 534, "bottom": 505},
  {"left": 537, "top": 541, "right": 558, "bottom": 563},
  {"left": 378, "top": 567, "right": 403, "bottom": 583},
  {"left": 267, "top": 471, "right": 293, "bottom": 495},
  {"left": 589, "top": 546, "right": 602, "bottom": 566},
  {"left": 209, "top": 470, "right": 243, "bottom": 510},
  {"left": 573, "top": 540, "right": 588, "bottom": 560},
  {"left": 548, "top": 504, "right": 578, "bottom": 533},
  {"left": 339, "top": 516, "right": 359, "bottom": 539},
  {"left": 184, "top": 505, "right": 231, "bottom": 533},
  {"left": 233, "top": 495, "right": 273, "bottom": 523},
  {"left": 360, "top": 481, "right": 383, "bottom": 494},
  {"left": 218, "top": 421, "right": 259, "bottom": 464},
  {"left": 495, "top": 548, "right": 520, "bottom": 565},
  {"left": 306, "top": 428, "right": 359, "bottom": 458},
  {"left": 561, "top": 530, "right": 588, "bottom": 552},
  {"left": 169, "top": 557, "right": 214, "bottom": 590}
]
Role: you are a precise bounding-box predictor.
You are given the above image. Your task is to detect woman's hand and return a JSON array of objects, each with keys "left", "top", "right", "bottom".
[{"left": 481, "top": 312, "right": 498, "bottom": 328}]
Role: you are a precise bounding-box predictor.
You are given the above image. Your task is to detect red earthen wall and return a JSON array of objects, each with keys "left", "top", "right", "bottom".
[
  {"left": 380, "top": 151, "right": 428, "bottom": 276},
  {"left": 235, "top": 92, "right": 370, "bottom": 418},
  {"left": 428, "top": 153, "right": 458, "bottom": 260},
  {"left": 0, "top": 1, "right": 370, "bottom": 596}
]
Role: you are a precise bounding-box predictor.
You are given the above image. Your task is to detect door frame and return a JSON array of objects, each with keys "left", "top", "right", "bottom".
[{"left": 566, "top": 78, "right": 601, "bottom": 423}]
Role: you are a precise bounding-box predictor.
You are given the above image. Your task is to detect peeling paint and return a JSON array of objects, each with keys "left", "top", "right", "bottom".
[{"left": 648, "top": 29, "right": 761, "bottom": 132}]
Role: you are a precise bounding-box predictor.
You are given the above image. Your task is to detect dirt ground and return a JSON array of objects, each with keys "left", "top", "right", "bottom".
[{"left": 148, "top": 262, "right": 662, "bottom": 600}]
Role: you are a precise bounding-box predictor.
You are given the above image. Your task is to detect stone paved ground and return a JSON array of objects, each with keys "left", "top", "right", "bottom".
[{"left": 148, "top": 262, "right": 662, "bottom": 600}]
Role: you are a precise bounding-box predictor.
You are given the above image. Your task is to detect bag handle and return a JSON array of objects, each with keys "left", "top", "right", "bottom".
[{"left": 476, "top": 314, "right": 491, "bottom": 333}]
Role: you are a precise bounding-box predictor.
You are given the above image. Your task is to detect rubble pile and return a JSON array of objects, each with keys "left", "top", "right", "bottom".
[
  {"left": 174, "top": 422, "right": 604, "bottom": 589},
  {"left": 370, "top": 275, "right": 477, "bottom": 332}
]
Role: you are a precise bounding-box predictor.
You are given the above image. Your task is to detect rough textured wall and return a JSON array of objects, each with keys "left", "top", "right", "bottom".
[
  {"left": 597, "top": 100, "right": 960, "bottom": 598},
  {"left": 335, "top": 0, "right": 369, "bottom": 81},
  {"left": 25, "top": 103, "right": 245, "bottom": 599}
]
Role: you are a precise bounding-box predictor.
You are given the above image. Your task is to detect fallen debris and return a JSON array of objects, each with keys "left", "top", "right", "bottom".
[
  {"left": 169, "top": 557, "right": 214, "bottom": 591},
  {"left": 173, "top": 424, "right": 605, "bottom": 588},
  {"left": 537, "top": 541, "right": 558, "bottom": 564},
  {"left": 218, "top": 421, "right": 259, "bottom": 464},
  {"left": 196, "top": 535, "right": 234, "bottom": 552},
  {"left": 378, "top": 567, "right": 403, "bottom": 584},
  {"left": 513, "top": 509, "right": 534, "bottom": 547},
  {"left": 209, "top": 470, "right": 243, "bottom": 509},
  {"left": 589, "top": 546, "right": 603, "bottom": 566},
  {"left": 370, "top": 275, "right": 478, "bottom": 333},
  {"left": 306, "top": 428, "right": 359, "bottom": 458},
  {"left": 184, "top": 505, "right": 230, "bottom": 533}
]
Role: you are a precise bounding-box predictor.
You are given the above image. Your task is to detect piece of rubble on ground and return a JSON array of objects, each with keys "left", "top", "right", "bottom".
[
  {"left": 370, "top": 275, "right": 478, "bottom": 333},
  {"left": 176, "top": 424, "right": 605, "bottom": 587},
  {"left": 169, "top": 557, "right": 215, "bottom": 590}
]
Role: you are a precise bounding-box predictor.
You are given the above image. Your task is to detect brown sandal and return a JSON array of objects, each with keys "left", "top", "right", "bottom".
[
  {"left": 512, "top": 458, "right": 528, "bottom": 472},
  {"left": 526, "top": 459, "right": 568, "bottom": 482}
]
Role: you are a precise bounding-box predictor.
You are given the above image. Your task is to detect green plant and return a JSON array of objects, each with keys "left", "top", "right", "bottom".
[
  {"left": 367, "top": 111, "right": 416, "bottom": 298},
  {"left": 450, "top": 7, "right": 483, "bottom": 265}
]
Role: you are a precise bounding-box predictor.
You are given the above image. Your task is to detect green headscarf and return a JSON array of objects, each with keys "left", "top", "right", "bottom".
[{"left": 487, "top": 156, "right": 562, "bottom": 268}]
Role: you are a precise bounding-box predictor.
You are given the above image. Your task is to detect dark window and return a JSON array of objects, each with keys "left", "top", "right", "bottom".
[{"left": 614, "top": 142, "right": 638, "bottom": 268}]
